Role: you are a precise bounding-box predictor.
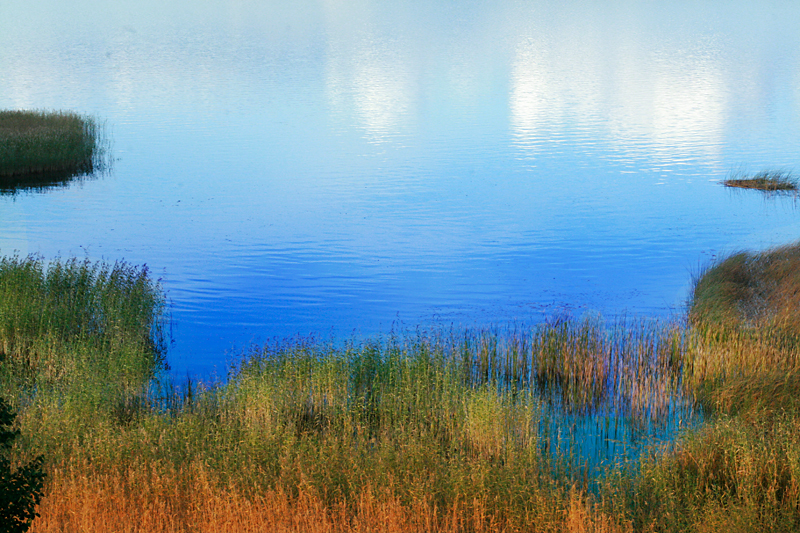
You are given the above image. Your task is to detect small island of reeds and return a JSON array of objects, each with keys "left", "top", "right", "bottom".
[
  {"left": 0, "top": 110, "right": 105, "bottom": 183},
  {"left": 722, "top": 170, "right": 797, "bottom": 192},
  {"left": 3, "top": 251, "right": 800, "bottom": 532}
]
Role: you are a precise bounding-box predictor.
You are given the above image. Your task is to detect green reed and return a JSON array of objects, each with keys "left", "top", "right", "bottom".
[
  {"left": 18, "top": 320, "right": 696, "bottom": 522},
  {"left": 0, "top": 255, "right": 167, "bottom": 401},
  {"left": 0, "top": 257, "right": 696, "bottom": 529},
  {"left": 0, "top": 109, "right": 106, "bottom": 181}
]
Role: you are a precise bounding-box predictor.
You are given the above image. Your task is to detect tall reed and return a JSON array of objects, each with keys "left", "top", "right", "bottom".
[
  {"left": 0, "top": 255, "right": 167, "bottom": 414},
  {"left": 7, "top": 305, "right": 690, "bottom": 531},
  {"left": 593, "top": 244, "right": 800, "bottom": 532}
]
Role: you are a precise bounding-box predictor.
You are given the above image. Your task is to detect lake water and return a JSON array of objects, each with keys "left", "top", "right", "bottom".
[{"left": 2, "top": 0, "right": 800, "bottom": 379}]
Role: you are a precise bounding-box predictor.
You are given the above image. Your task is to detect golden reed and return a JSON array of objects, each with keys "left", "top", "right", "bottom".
[{"left": 31, "top": 459, "right": 631, "bottom": 533}]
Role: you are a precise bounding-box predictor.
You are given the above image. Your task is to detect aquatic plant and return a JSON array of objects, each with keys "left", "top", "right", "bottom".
[
  {"left": 609, "top": 243, "right": 800, "bottom": 532},
  {"left": 0, "top": 255, "right": 167, "bottom": 393},
  {"left": 0, "top": 253, "right": 689, "bottom": 531},
  {"left": 0, "top": 110, "right": 106, "bottom": 183},
  {"left": 722, "top": 170, "right": 797, "bottom": 192},
  {"left": 10, "top": 310, "right": 692, "bottom": 532}
]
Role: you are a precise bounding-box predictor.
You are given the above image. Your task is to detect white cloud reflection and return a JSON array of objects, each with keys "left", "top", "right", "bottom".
[
  {"left": 650, "top": 56, "right": 725, "bottom": 157},
  {"left": 325, "top": 40, "right": 414, "bottom": 144},
  {"left": 510, "top": 33, "right": 726, "bottom": 165},
  {"left": 1, "top": 0, "right": 794, "bottom": 168},
  {"left": 321, "top": 0, "right": 416, "bottom": 144}
]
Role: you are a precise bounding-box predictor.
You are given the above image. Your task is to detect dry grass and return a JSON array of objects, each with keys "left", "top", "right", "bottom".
[
  {"left": 690, "top": 242, "right": 800, "bottom": 335},
  {"left": 625, "top": 410, "right": 800, "bottom": 533},
  {"left": 624, "top": 243, "right": 800, "bottom": 532},
  {"left": 32, "top": 459, "right": 633, "bottom": 533}
]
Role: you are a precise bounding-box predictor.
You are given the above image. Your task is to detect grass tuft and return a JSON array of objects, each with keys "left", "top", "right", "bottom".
[
  {"left": 689, "top": 241, "right": 800, "bottom": 338},
  {"left": 722, "top": 170, "right": 797, "bottom": 192},
  {"left": 0, "top": 255, "right": 167, "bottom": 394}
]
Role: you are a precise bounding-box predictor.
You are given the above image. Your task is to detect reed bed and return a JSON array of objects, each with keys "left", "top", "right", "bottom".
[
  {"left": 16, "top": 322, "right": 681, "bottom": 531},
  {"left": 0, "top": 254, "right": 168, "bottom": 456},
  {"left": 0, "top": 110, "right": 106, "bottom": 182},
  {"left": 722, "top": 170, "right": 797, "bottom": 192},
  {"left": 5, "top": 250, "right": 800, "bottom": 531},
  {"left": 621, "top": 243, "right": 800, "bottom": 532}
]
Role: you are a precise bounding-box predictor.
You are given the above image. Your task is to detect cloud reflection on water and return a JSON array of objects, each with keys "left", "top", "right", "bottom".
[{"left": 1, "top": 0, "right": 800, "bottom": 377}]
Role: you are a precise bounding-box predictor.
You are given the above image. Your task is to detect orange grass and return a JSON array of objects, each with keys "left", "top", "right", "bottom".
[{"left": 30, "top": 459, "right": 632, "bottom": 533}]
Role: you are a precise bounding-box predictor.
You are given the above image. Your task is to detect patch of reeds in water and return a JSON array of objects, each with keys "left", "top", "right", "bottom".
[
  {"left": 0, "top": 110, "right": 107, "bottom": 189},
  {"left": 19, "top": 323, "right": 676, "bottom": 532},
  {"left": 722, "top": 170, "right": 797, "bottom": 192},
  {"left": 0, "top": 254, "right": 167, "bottom": 394}
]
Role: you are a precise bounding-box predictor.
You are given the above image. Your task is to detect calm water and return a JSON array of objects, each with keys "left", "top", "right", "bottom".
[{"left": 2, "top": 0, "right": 800, "bottom": 378}]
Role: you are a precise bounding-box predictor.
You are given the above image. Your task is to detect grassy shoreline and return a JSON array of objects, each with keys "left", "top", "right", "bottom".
[
  {"left": 0, "top": 110, "right": 106, "bottom": 187},
  {"left": 2, "top": 252, "right": 799, "bottom": 532}
]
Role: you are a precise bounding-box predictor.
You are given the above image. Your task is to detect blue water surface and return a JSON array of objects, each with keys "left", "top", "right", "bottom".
[{"left": 1, "top": 0, "right": 800, "bottom": 378}]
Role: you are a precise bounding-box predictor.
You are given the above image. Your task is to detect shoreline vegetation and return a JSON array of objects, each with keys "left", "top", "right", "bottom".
[
  {"left": 2, "top": 250, "right": 800, "bottom": 532},
  {"left": 0, "top": 110, "right": 107, "bottom": 192},
  {"left": 722, "top": 170, "right": 798, "bottom": 192}
]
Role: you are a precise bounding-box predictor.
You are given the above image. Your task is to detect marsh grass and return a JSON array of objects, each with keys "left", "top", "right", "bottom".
[
  {"left": 722, "top": 170, "right": 797, "bottom": 192},
  {"left": 0, "top": 254, "right": 694, "bottom": 531},
  {"left": 599, "top": 410, "right": 800, "bottom": 532},
  {"left": 0, "top": 255, "right": 167, "bottom": 402},
  {"left": 25, "top": 325, "right": 692, "bottom": 531},
  {"left": 689, "top": 242, "right": 800, "bottom": 345},
  {"left": 20, "top": 325, "right": 666, "bottom": 532},
  {"left": 615, "top": 243, "right": 800, "bottom": 532},
  {"left": 0, "top": 110, "right": 108, "bottom": 186},
  {"left": 7, "top": 250, "right": 800, "bottom": 531},
  {"left": 31, "top": 459, "right": 632, "bottom": 533}
]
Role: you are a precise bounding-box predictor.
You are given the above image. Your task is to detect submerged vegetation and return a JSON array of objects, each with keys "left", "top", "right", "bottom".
[
  {"left": 0, "top": 110, "right": 107, "bottom": 190},
  {"left": 1, "top": 252, "right": 800, "bottom": 531},
  {"left": 722, "top": 170, "right": 797, "bottom": 192}
]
